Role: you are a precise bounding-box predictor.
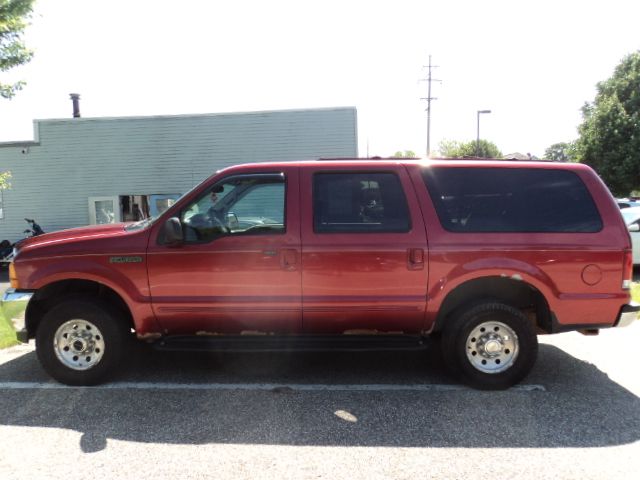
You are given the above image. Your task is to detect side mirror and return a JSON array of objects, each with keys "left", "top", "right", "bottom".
[
  {"left": 629, "top": 223, "right": 640, "bottom": 233},
  {"left": 164, "top": 217, "right": 184, "bottom": 245}
]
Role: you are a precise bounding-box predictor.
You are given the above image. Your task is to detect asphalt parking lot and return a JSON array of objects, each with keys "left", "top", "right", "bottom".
[{"left": 1, "top": 270, "right": 639, "bottom": 479}]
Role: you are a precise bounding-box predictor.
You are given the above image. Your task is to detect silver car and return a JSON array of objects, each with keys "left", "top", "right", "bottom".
[{"left": 621, "top": 206, "right": 640, "bottom": 265}]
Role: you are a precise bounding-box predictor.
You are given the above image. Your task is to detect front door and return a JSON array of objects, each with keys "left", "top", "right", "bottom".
[{"left": 147, "top": 168, "right": 301, "bottom": 335}]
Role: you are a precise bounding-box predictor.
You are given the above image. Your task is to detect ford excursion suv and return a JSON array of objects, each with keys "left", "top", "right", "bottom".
[{"left": 2, "top": 159, "right": 638, "bottom": 389}]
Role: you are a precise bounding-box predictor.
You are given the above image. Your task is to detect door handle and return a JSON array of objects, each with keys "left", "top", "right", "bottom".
[{"left": 407, "top": 248, "right": 424, "bottom": 271}]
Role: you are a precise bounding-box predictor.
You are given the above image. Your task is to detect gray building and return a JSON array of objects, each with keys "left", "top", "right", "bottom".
[{"left": 0, "top": 107, "right": 358, "bottom": 241}]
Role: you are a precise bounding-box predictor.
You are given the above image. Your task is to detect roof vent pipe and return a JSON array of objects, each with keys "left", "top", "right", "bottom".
[{"left": 69, "top": 93, "right": 81, "bottom": 118}]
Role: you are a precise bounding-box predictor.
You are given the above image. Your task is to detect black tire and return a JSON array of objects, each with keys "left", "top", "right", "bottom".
[
  {"left": 35, "top": 297, "right": 129, "bottom": 386},
  {"left": 441, "top": 301, "right": 538, "bottom": 390}
]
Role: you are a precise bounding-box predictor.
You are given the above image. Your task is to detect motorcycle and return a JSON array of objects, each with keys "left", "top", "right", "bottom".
[
  {"left": 23, "top": 218, "right": 44, "bottom": 237},
  {"left": 1, "top": 218, "right": 45, "bottom": 266}
]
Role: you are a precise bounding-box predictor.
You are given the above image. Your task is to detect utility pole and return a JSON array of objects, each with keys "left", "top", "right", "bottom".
[
  {"left": 476, "top": 109, "right": 491, "bottom": 156},
  {"left": 420, "top": 55, "right": 440, "bottom": 157}
]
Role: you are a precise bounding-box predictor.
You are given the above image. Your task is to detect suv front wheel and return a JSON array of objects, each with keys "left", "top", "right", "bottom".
[
  {"left": 441, "top": 301, "right": 538, "bottom": 390},
  {"left": 36, "top": 297, "right": 129, "bottom": 386}
]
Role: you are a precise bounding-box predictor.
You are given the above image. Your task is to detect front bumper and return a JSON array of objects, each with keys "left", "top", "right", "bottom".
[
  {"left": 1, "top": 288, "right": 34, "bottom": 343},
  {"left": 616, "top": 303, "right": 640, "bottom": 328}
]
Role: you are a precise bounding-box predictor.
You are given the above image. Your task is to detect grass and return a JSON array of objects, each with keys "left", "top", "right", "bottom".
[
  {"left": 0, "top": 308, "right": 18, "bottom": 349},
  {"left": 632, "top": 282, "right": 640, "bottom": 304}
]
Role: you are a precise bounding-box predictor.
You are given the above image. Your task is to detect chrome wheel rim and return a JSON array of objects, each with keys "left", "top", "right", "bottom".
[
  {"left": 53, "top": 319, "right": 105, "bottom": 371},
  {"left": 466, "top": 321, "right": 518, "bottom": 374}
]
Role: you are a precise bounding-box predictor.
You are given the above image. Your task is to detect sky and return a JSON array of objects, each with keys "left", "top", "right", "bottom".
[{"left": 1, "top": 0, "right": 639, "bottom": 158}]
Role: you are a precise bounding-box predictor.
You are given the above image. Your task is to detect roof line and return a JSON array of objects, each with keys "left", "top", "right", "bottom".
[{"left": 31, "top": 106, "right": 358, "bottom": 125}]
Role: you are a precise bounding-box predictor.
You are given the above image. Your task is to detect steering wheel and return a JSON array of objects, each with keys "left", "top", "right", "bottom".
[{"left": 208, "top": 208, "right": 231, "bottom": 233}]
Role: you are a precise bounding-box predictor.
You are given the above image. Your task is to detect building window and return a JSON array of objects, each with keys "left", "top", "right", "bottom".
[
  {"left": 0, "top": 190, "right": 4, "bottom": 220},
  {"left": 120, "top": 194, "right": 180, "bottom": 222},
  {"left": 88, "top": 197, "right": 121, "bottom": 225},
  {"left": 88, "top": 194, "right": 181, "bottom": 225}
]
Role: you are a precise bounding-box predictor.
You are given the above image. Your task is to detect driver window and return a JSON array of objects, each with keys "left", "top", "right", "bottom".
[{"left": 181, "top": 173, "right": 285, "bottom": 243}]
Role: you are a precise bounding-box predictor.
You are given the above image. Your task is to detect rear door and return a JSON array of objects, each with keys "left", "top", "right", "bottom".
[{"left": 300, "top": 164, "right": 428, "bottom": 334}]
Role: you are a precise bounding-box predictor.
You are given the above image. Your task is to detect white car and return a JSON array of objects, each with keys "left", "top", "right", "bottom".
[
  {"left": 621, "top": 206, "right": 640, "bottom": 265},
  {"left": 617, "top": 198, "right": 640, "bottom": 209}
]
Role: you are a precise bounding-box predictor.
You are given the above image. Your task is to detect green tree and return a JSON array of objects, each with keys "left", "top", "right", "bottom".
[
  {"left": 437, "top": 139, "right": 502, "bottom": 158},
  {"left": 392, "top": 150, "right": 417, "bottom": 158},
  {"left": 0, "top": 171, "right": 10, "bottom": 189},
  {"left": 544, "top": 142, "right": 577, "bottom": 162},
  {"left": 1, "top": 0, "right": 35, "bottom": 99},
  {"left": 576, "top": 51, "right": 640, "bottom": 196},
  {"left": 436, "top": 140, "right": 462, "bottom": 157}
]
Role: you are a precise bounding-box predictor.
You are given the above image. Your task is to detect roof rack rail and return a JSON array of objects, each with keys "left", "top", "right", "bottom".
[
  {"left": 317, "top": 157, "right": 421, "bottom": 161},
  {"left": 429, "top": 156, "right": 511, "bottom": 161}
]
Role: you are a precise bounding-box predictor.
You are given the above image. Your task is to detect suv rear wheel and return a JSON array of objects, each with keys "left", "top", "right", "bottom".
[
  {"left": 441, "top": 301, "right": 538, "bottom": 390},
  {"left": 36, "top": 297, "right": 129, "bottom": 386}
]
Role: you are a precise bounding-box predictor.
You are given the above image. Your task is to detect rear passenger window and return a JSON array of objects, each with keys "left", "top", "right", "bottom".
[
  {"left": 422, "top": 167, "right": 603, "bottom": 233},
  {"left": 314, "top": 172, "right": 411, "bottom": 233}
]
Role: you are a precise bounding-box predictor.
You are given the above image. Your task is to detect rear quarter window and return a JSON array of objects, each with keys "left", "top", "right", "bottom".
[{"left": 421, "top": 167, "right": 603, "bottom": 233}]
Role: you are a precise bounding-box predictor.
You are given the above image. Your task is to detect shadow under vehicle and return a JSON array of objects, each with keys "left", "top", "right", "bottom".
[{"left": 0, "top": 344, "right": 638, "bottom": 453}]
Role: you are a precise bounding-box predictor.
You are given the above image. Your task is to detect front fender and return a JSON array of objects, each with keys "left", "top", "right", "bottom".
[{"left": 17, "top": 254, "right": 159, "bottom": 334}]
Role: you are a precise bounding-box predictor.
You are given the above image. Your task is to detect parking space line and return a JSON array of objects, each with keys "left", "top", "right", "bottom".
[{"left": 0, "top": 381, "right": 546, "bottom": 392}]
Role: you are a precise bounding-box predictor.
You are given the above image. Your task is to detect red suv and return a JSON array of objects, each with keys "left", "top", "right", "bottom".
[{"left": 2, "top": 159, "right": 638, "bottom": 389}]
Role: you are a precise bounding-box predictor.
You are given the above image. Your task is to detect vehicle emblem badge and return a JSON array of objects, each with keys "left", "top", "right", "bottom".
[{"left": 109, "top": 256, "right": 143, "bottom": 264}]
